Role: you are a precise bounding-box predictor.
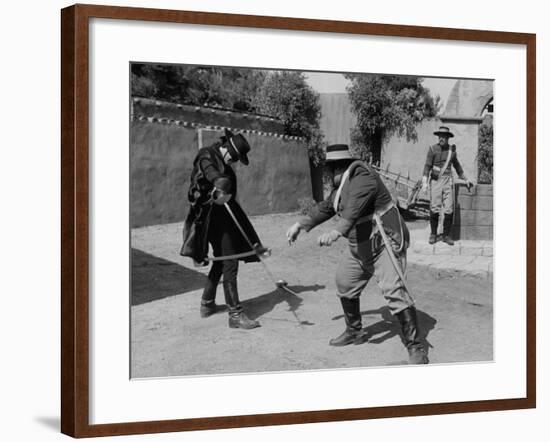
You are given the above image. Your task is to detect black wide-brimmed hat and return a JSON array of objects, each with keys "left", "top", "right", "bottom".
[
  {"left": 224, "top": 129, "right": 250, "bottom": 165},
  {"left": 325, "top": 144, "right": 355, "bottom": 162},
  {"left": 433, "top": 126, "right": 454, "bottom": 138}
]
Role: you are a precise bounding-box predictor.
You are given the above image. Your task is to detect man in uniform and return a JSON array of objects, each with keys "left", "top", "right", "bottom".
[
  {"left": 286, "top": 144, "right": 429, "bottom": 365},
  {"left": 180, "top": 129, "right": 263, "bottom": 330},
  {"left": 421, "top": 126, "right": 472, "bottom": 245}
]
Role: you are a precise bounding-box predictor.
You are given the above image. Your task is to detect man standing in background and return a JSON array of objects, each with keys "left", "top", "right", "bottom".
[{"left": 421, "top": 126, "right": 472, "bottom": 245}]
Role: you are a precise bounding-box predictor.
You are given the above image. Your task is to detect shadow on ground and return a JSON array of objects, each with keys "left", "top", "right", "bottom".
[
  {"left": 332, "top": 306, "right": 437, "bottom": 350},
  {"left": 243, "top": 284, "right": 324, "bottom": 324},
  {"left": 131, "top": 248, "right": 206, "bottom": 305}
]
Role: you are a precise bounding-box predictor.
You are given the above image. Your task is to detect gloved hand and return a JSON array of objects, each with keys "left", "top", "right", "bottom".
[
  {"left": 286, "top": 222, "right": 302, "bottom": 245},
  {"left": 211, "top": 187, "right": 232, "bottom": 205},
  {"left": 317, "top": 230, "right": 342, "bottom": 247},
  {"left": 213, "top": 177, "right": 232, "bottom": 193},
  {"left": 421, "top": 176, "right": 428, "bottom": 193}
]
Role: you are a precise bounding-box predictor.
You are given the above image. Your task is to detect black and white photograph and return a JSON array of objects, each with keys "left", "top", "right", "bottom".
[
  {"left": 4, "top": 0, "right": 547, "bottom": 440},
  {"left": 130, "top": 64, "right": 494, "bottom": 378}
]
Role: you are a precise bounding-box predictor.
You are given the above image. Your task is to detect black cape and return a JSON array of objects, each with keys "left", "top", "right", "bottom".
[{"left": 180, "top": 144, "right": 262, "bottom": 264}]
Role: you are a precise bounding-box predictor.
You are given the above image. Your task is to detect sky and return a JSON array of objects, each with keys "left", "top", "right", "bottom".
[{"left": 304, "top": 72, "right": 457, "bottom": 111}]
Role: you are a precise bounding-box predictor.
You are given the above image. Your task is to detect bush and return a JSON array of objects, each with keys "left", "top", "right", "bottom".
[
  {"left": 253, "top": 71, "right": 326, "bottom": 165},
  {"left": 345, "top": 75, "right": 439, "bottom": 163},
  {"left": 478, "top": 115, "right": 493, "bottom": 184}
]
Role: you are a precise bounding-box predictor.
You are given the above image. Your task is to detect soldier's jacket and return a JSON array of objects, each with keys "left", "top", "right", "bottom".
[
  {"left": 423, "top": 143, "right": 465, "bottom": 179},
  {"left": 180, "top": 143, "right": 261, "bottom": 264},
  {"left": 299, "top": 161, "right": 409, "bottom": 254}
]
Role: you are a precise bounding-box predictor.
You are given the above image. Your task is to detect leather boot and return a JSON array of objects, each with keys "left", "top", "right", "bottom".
[
  {"left": 224, "top": 280, "right": 260, "bottom": 330},
  {"left": 329, "top": 297, "right": 363, "bottom": 346},
  {"left": 442, "top": 213, "right": 454, "bottom": 245},
  {"left": 396, "top": 307, "right": 429, "bottom": 364},
  {"left": 429, "top": 211, "right": 439, "bottom": 244},
  {"left": 200, "top": 278, "right": 219, "bottom": 318}
]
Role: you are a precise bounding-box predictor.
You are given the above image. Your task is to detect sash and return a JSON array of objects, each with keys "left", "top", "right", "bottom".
[
  {"left": 438, "top": 146, "right": 454, "bottom": 176},
  {"left": 333, "top": 167, "right": 351, "bottom": 213}
]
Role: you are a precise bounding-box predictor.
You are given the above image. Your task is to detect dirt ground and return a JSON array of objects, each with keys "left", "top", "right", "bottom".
[{"left": 131, "top": 213, "right": 493, "bottom": 378}]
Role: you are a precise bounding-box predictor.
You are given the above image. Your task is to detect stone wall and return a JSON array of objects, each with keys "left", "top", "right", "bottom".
[
  {"left": 130, "top": 100, "right": 312, "bottom": 228},
  {"left": 452, "top": 184, "right": 493, "bottom": 240}
]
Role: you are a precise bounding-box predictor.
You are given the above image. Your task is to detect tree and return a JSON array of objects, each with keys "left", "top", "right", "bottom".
[
  {"left": 130, "top": 64, "right": 267, "bottom": 111},
  {"left": 478, "top": 115, "right": 493, "bottom": 183},
  {"left": 345, "top": 74, "right": 439, "bottom": 164},
  {"left": 253, "top": 71, "right": 325, "bottom": 164}
]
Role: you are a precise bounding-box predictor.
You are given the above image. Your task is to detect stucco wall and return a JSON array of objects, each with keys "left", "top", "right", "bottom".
[
  {"left": 319, "top": 93, "right": 356, "bottom": 145},
  {"left": 130, "top": 122, "right": 311, "bottom": 228},
  {"left": 444, "top": 80, "right": 494, "bottom": 118},
  {"left": 380, "top": 118, "right": 479, "bottom": 183}
]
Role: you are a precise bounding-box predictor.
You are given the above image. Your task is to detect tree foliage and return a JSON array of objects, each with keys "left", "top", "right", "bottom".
[
  {"left": 131, "top": 65, "right": 325, "bottom": 164},
  {"left": 345, "top": 74, "right": 439, "bottom": 163},
  {"left": 478, "top": 115, "right": 493, "bottom": 184},
  {"left": 252, "top": 71, "right": 325, "bottom": 164},
  {"left": 131, "top": 64, "right": 267, "bottom": 112}
]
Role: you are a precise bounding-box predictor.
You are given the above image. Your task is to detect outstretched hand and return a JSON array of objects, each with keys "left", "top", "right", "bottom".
[
  {"left": 286, "top": 222, "right": 302, "bottom": 245},
  {"left": 317, "top": 230, "right": 342, "bottom": 247}
]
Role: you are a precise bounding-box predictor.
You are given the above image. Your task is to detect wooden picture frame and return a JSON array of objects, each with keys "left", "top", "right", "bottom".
[{"left": 61, "top": 3, "right": 536, "bottom": 438}]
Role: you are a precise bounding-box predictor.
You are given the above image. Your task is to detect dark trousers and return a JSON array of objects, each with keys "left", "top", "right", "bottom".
[
  {"left": 205, "top": 259, "right": 238, "bottom": 289},
  {"left": 201, "top": 227, "right": 241, "bottom": 313}
]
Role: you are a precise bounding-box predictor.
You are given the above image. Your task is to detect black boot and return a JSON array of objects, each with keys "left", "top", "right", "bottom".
[
  {"left": 396, "top": 307, "right": 429, "bottom": 364},
  {"left": 200, "top": 278, "right": 219, "bottom": 318},
  {"left": 442, "top": 213, "right": 454, "bottom": 245},
  {"left": 224, "top": 280, "right": 260, "bottom": 330},
  {"left": 429, "top": 211, "right": 439, "bottom": 244},
  {"left": 329, "top": 297, "right": 363, "bottom": 346}
]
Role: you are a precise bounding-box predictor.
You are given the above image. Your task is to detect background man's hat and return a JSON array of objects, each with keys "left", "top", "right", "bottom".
[
  {"left": 224, "top": 129, "right": 250, "bottom": 165},
  {"left": 433, "top": 126, "right": 454, "bottom": 138},
  {"left": 325, "top": 144, "right": 354, "bottom": 162}
]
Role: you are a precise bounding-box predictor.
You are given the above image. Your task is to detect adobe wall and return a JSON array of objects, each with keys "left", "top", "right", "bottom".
[
  {"left": 130, "top": 103, "right": 311, "bottom": 228},
  {"left": 318, "top": 93, "right": 356, "bottom": 145}
]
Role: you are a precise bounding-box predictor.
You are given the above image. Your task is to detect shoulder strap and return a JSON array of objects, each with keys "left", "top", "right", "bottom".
[
  {"left": 332, "top": 161, "right": 371, "bottom": 213},
  {"left": 441, "top": 145, "right": 453, "bottom": 173},
  {"left": 333, "top": 168, "right": 351, "bottom": 213}
]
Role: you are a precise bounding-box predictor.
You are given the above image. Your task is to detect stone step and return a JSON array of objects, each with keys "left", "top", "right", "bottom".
[
  {"left": 409, "top": 227, "right": 493, "bottom": 257},
  {"left": 408, "top": 253, "right": 493, "bottom": 280}
]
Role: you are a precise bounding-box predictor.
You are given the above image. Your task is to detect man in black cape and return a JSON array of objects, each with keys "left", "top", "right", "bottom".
[{"left": 180, "top": 129, "right": 263, "bottom": 329}]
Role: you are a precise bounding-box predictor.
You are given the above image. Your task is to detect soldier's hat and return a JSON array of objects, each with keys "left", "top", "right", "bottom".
[
  {"left": 223, "top": 129, "right": 250, "bottom": 165},
  {"left": 325, "top": 144, "right": 355, "bottom": 162},
  {"left": 433, "top": 126, "right": 454, "bottom": 138}
]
